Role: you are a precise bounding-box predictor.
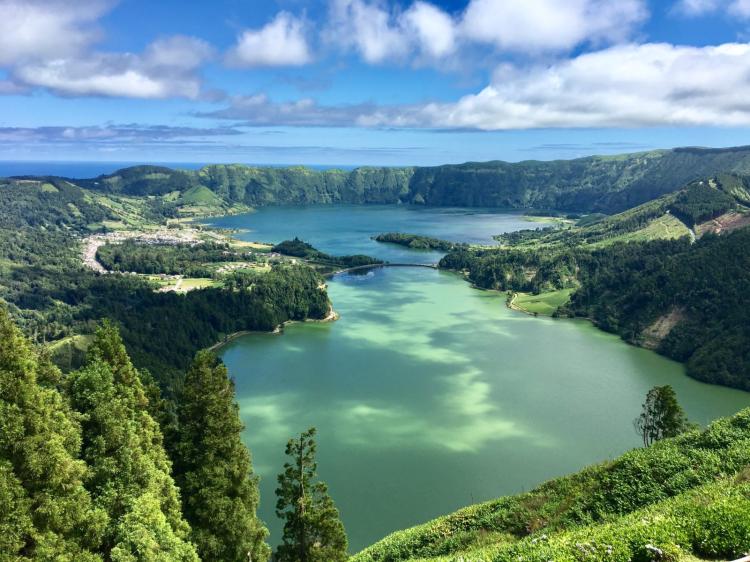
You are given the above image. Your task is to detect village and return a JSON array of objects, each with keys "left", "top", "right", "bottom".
[{"left": 81, "top": 227, "right": 283, "bottom": 292}]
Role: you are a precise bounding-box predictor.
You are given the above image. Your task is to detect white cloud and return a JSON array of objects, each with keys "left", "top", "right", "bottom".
[
  {"left": 14, "top": 35, "right": 213, "bottom": 99},
  {"left": 207, "top": 41, "right": 750, "bottom": 130},
  {"left": 226, "top": 12, "right": 312, "bottom": 67},
  {"left": 401, "top": 1, "right": 457, "bottom": 58},
  {"left": 376, "top": 42, "right": 750, "bottom": 129},
  {"left": 674, "top": 0, "right": 722, "bottom": 15},
  {"left": 326, "top": 0, "right": 646, "bottom": 64},
  {"left": 326, "top": 0, "right": 459, "bottom": 63},
  {"left": 0, "top": 0, "right": 107, "bottom": 65},
  {"left": 674, "top": 0, "right": 750, "bottom": 17},
  {"left": 461, "top": 0, "right": 647, "bottom": 51},
  {"left": 202, "top": 93, "right": 380, "bottom": 126},
  {"left": 0, "top": 1, "right": 213, "bottom": 99},
  {"left": 144, "top": 35, "right": 214, "bottom": 70},
  {"left": 328, "top": 0, "right": 411, "bottom": 63},
  {"left": 0, "top": 124, "right": 242, "bottom": 143}
]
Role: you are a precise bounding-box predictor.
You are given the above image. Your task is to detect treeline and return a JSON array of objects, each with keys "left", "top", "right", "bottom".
[
  {"left": 0, "top": 223, "right": 330, "bottom": 392},
  {"left": 96, "top": 240, "right": 241, "bottom": 277},
  {"left": 374, "top": 232, "right": 465, "bottom": 252},
  {"left": 62, "top": 265, "right": 330, "bottom": 391},
  {"left": 273, "top": 238, "right": 383, "bottom": 268},
  {"left": 495, "top": 195, "right": 675, "bottom": 249},
  {"left": 53, "top": 145, "right": 750, "bottom": 214},
  {"left": 0, "top": 310, "right": 348, "bottom": 561},
  {"left": 0, "top": 178, "right": 112, "bottom": 230},
  {"left": 439, "top": 245, "right": 584, "bottom": 293}
]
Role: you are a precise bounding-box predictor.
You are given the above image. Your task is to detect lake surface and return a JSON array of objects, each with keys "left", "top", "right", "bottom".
[
  {"left": 206, "top": 205, "right": 539, "bottom": 264},
  {"left": 211, "top": 206, "right": 750, "bottom": 553}
]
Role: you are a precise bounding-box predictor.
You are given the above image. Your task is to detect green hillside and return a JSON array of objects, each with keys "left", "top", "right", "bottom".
[
  {"left": 353, "top": 408, "right": 750, "bottom": 561},
  {"left": 438, "top": 178, "right": 750, "bottom": 390},
  {"left": 30, "top": 145, "right": 750, "bottom": 214}
]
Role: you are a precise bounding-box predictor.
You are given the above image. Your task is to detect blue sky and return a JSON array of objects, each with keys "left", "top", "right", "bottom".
[{"left": 1, "top": 0, "right": 750, "bottom": 166}]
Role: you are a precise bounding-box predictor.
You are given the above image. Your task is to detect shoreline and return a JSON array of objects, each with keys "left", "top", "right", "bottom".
[
  {"left": 507, "top": 291, "right": 532, "bottom": 315},
  {"left": 207, "top": 305, "right": 339, "bottom": 353}
]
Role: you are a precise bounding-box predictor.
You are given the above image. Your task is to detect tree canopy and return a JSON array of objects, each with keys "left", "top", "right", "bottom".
[
  {"left": 275, "top": 428, "right": 348, "bottom": 562},
  {"left": 172, "top": 351, "right": 270, "bottom": 562}
]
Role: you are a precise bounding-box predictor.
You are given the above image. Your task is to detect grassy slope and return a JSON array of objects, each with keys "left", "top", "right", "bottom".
[
  {"left": 408, "top": 476, "right": 750, "bottom": 562},
  {"left": 498, "top": 194, "right": 687, "bottom": 252},
  {"left": 512, "top": 288, "right": 575, "bottom": 315},
  {"left": 352, "top": 408, "right": 750, "bottom": 562},
  {"left": 589, "top": 213, "right": 690, "bottom": 248}
]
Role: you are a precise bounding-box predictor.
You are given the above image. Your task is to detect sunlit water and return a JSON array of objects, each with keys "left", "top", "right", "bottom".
[{"left": 209, "top": 206, "right": 750, "bottom": 552}]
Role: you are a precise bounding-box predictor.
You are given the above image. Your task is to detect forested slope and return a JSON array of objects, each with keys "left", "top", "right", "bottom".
[
  {"left": 0, "top": 309, "right": 272, "bottom": 561},
  {"left": 0, "top": 176, "right": 331, "bottom": 393},
  {"left": 46, "top": 145, "right": 750, "bottom": 214},
  {"left": 439, "top": 179, "right": 750, "bottom": 390}
]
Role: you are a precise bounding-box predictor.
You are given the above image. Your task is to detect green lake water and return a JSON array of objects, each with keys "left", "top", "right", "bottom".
[{"left": 209, "top": 206, "right": 750, "bottom": 553}]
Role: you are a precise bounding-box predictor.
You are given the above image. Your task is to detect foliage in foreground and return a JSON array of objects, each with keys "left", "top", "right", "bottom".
[
  {"left": 410, "top": 475, "right": 750, "bottom": 562},
  {"left": 275, "top": 428, "right": 348, "bottom": 562},
  {"left": 0, "top": 310, "right": 277, "bottom": 561},
  {"left": 0, "top": 309, "right": 200, "bottom": 561},
  {"left": 352, "top": 407, "right": 750, "bottom": 562},
  {"left": 172, "top": 351, "right": 270, "bottom": 562}
]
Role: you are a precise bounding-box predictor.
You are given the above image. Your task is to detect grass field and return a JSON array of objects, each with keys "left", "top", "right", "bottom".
[
  {"left": 229, "top": 239, "right": 273, "bottom": 251},
  {"left": 47, "top": 333, "right": 94, "bottom": 352},
  {"left": 179, "top": 185, "right": 223, "bottom": 206},
  {"left": 522, "top": 215, "right": 575, "bottom": 227},
  {"left": 511, "top": 288, "right": 574, "bottom": 315},
  {"left": 178, "top": 278, "right": 220, "bottom": 291}
]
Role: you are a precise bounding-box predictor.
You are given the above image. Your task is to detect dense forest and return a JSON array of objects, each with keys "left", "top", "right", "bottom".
[
  {"left": 374, "top": 232, "right": 465, "bottom": 251},
  {"left": 42, "top": 145, "right": 750, "bottom": 214},
  {"left": 273, "top": 238, "right": 383, "bottom": 268},
  {"left": 96, "top": 240, "right": 242, "bottom": 277},
  {"left": 566, "top": 229, "right": 750, "bottom": 390},
  {"left": 0, "top": 177, "right": 332, "bottom": 394},
  {"left": 0, "top": 309, "right": 348, "bottom": 561}
]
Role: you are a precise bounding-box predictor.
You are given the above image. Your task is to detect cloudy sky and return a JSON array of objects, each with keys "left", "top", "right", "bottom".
[{"left": 2, "top": 0, "right": 750, "bottom": 165}]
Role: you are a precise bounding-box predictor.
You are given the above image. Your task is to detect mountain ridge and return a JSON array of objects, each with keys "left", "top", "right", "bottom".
[{"left": 9, "top": 145, "right": 750, "bottom": 215}]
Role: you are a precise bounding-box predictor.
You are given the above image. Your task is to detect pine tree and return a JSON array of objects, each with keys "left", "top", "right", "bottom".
[
  {"left": 0, "top": 307, "right": 105, "bottom": 560},
  {"left": 67, "top": 322, "right": 199, "bottom": 561},
  {"left": 275, "top": 427, "right": 348, "bottom": 562},
  {"left": 173, "top": 350, "right": 270, "bottom": 562},
  {"left": 634, "top": 385, "right": 692, "bottom": 447}
]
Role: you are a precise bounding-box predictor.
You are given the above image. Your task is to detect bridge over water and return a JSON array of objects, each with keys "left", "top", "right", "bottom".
[{"left": 323, "top": 262, "right": 438, "bottom": 278}]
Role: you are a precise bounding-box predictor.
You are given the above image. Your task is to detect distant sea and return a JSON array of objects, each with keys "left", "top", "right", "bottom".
[{"left": 0, "top": 161, "right": 357, "bottom": 178}]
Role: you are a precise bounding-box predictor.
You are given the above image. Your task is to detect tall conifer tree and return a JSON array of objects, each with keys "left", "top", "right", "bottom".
[
  {"left": 67, "top": 322, "right": 198, "bottom": 561},
  {"left": 173, "top": 350, "right": 270, "bottom": 562},
  {"left": 0, "top": 307, "right": 105, "bottom": 560},
  {"left": 275, "top": 427, "right": 347, "bottom": 562}
]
